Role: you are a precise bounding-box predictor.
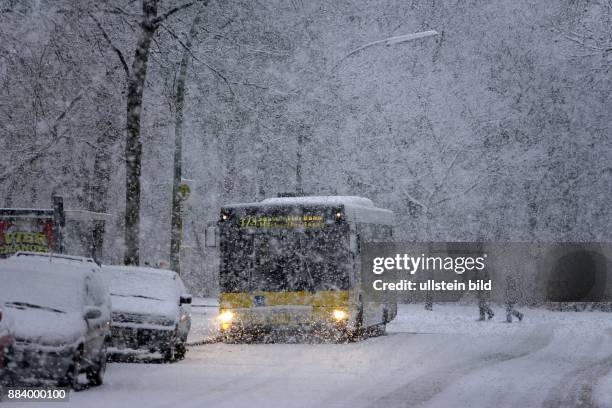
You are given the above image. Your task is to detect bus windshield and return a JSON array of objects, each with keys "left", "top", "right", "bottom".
[{"left": 220, "top": 227, "right": 350, "bottom": 293}]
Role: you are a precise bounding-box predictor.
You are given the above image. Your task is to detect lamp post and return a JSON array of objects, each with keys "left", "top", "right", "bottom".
[
  {"left": 293, "top": 30, "right": 438, "bottom": 197},
  {"left": 332, "top": 30, "right": 438, "bottom": 71}
]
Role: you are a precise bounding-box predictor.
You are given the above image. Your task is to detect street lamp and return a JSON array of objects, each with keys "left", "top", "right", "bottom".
[{"left": 332, "top": 30, "right": 439, "bottom": 71}]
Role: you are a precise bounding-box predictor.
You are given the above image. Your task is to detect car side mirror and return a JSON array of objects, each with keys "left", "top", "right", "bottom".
[
  {"left": 83, "top": 306, "right": 102, "bottom": 320},
  {"left": 180, "top": 294, "right": 192, "bottom": 305}
]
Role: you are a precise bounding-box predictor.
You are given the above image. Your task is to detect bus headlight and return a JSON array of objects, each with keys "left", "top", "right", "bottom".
[
  {"left": 332, "top": 309, "right": 348, "bottom": 321},
  {"left": 218, "top": 310, "right": 234, "bottom": 324},
  {"left": 220, "top": 209, "right": 233, "bottom": 222}
]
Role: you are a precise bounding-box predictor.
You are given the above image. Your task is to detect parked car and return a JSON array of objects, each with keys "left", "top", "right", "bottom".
[
  {"left": 102, "top": 266, "right": 191, "bottom": 361},
  {"left": 0, "top": 305, "right": 15, "bottom": 386},
  {"left": 0, "top": 252, "right": 111, "bottom": 389}
]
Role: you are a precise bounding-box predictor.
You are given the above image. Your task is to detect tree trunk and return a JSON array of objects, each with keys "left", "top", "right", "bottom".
[
  {"left": 124, "top": 0, "right": 159, "bottom": 266},
  {"left": 88, "top": 119, "right": 120, "bottom": 262},
  {"left": 170, "top": 10, "right": 203, "bottom": 274},
  {"left": 89, "top": 138, "right": 111, "bottom": 259}
]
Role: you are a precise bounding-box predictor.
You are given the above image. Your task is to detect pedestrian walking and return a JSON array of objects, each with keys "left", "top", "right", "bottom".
[
  {"left": 476, "top": 267, "right": 494, "bottom": 320},
  {"left": 425, "top": 290, "right": 433, "bottom": 311},
  {"left": 505, "top": 274, "right": 524, "bottom": 322}
]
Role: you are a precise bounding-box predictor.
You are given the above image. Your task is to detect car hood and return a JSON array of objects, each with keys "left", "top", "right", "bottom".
[
  {"left": 111, "top": 296, "right": 178, "bottom": 322},
  {"left": 8, "top": 307, "right": 85, "bottom": 347}
]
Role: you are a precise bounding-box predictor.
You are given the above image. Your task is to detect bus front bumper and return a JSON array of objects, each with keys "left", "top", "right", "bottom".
[{"left": 217, "top": 307, "right": 354, "bottom": 334}]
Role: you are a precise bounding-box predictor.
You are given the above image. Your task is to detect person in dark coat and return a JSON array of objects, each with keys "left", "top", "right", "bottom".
[
  {"left": 424, "top": 290, "right": 433, "bottom": 311},
  {"left": 505, "top": 274, "right": 524, "bottom": 322},
  {"left": 476, "top": 267, "right": 494, "bottom": 320}
]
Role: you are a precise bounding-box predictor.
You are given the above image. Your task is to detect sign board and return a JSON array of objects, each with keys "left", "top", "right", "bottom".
[
  {"left": 0, "top": 201, "right": 111, "bottom": 259},
  {"left": 179, "top": 183, "right": 191, "bottom": 201},
  {"left": 0, "top": 216, "right": 55, "bottom": 258}
]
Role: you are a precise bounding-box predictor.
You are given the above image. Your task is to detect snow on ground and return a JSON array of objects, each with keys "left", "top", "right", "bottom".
[
  {"left": 9, "top": 302, "right": 612, "bottom": 408},
  {"left": 595, "top": 370, "right": 612, "bottom": 408}
]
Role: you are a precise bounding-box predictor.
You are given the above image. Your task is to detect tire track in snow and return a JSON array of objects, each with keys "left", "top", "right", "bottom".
[
  {"left": 542, "top": 354, "right": 612, "bottom": 408},
  {"left": 367, "top": 325, "right": 555, "bottom": 408}
]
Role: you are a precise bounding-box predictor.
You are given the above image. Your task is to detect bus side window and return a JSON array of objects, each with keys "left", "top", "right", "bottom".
[{"left": 383, "top": 225, "right": 393, "bottom": 239}]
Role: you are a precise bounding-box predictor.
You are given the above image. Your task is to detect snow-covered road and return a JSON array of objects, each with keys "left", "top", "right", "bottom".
[{"left": 11, "top": 303, "right": 612, "bottom": 408}]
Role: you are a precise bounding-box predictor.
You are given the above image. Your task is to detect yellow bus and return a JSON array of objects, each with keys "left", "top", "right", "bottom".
[{"left": 214, "top": 195, "right": 396, "bottom": 342}]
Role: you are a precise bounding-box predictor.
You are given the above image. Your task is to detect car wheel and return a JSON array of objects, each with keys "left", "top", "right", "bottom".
[
  {"left": 59, "top": 349, "right": 83, "bottom": 391},
  {"left": 0, "top": 347, "right": 14, "bottom": 387},
  {"left": 174, "top": 340, "right": 187, "bottom": 360},
  {"left": 86, "top": 346, "right": 107, "bottom": 387},
  {"left": 162, "top": 341, "right": 175, "bottom": 362}
]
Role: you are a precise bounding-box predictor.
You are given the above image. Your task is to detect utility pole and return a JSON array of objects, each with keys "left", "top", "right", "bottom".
[
  {"left": 296, "top": 131, "right": 303, "bottom": 194},
  {"left": 170, "top": 8, "right": 203, "bottom": 275},
  {"left": 331, "top": 30, "right": 438, "bottom": 72}
]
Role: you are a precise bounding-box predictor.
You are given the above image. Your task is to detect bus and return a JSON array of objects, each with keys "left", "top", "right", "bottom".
[{"left": 214, "top": 195, "right": 397, "bottom": 342}]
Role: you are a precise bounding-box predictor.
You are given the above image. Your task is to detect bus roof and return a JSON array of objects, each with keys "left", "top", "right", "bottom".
[
  {"left": 261, "top": 196, "right": 374, "bottom": 207},
  {"left": 223, "top": 196, "right": 395, "bottom": 225}
]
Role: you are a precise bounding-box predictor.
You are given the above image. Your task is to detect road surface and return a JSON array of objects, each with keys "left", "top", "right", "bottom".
[{"left": 11, "top": 303, "right": 612, "bottom": 408}]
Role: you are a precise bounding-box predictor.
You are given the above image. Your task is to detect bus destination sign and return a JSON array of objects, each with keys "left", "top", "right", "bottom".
[{"left": 239, "top": 214, "right": 325, "bottom": 229}]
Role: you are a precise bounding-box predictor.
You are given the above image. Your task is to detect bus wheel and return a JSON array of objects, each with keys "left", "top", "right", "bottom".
[
  {"left": 346, "top": 300, "right": 365, "bottom": 342},
  {"left": 373, "top": 323, "right": 386, "bottom": 337},
  {"left": 338, "top": 327, "right": 362, "bottom": 343},
  {"left": 222, "top": 330, "right": 256, "bottom": 344},
  {"left": 221, "top": 332, "right": 240, "bottom": 344},
  {"left": 331, "top": 328, "right": 349, "bottom": 343}
]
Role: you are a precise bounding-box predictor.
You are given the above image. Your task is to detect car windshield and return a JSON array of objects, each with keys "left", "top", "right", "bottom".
[
  {"left": 105, "top": 268, "right": 178, "bottom": 302},
  {"left": 0, "top": 263, "right": 85, "bottom": 313}
]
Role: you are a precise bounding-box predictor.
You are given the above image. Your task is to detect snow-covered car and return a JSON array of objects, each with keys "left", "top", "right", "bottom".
[
  {"left": 0, "top": 305, "right": 16, "bottom": 385},
  {"left": 103, "top": 266, "right": 192, "bottom": 361},
  {"left": 0, "top": 252, "right": 111, "bottom": 389}
]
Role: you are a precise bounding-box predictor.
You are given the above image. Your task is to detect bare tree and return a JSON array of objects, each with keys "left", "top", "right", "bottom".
[{"left": 123, "top": 0, "right": 197, "bottom": 265}]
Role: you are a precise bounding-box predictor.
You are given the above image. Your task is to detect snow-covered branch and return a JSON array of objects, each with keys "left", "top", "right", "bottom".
[{"left": 88, "top": 12, "right": 130, "bottom": 77}]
